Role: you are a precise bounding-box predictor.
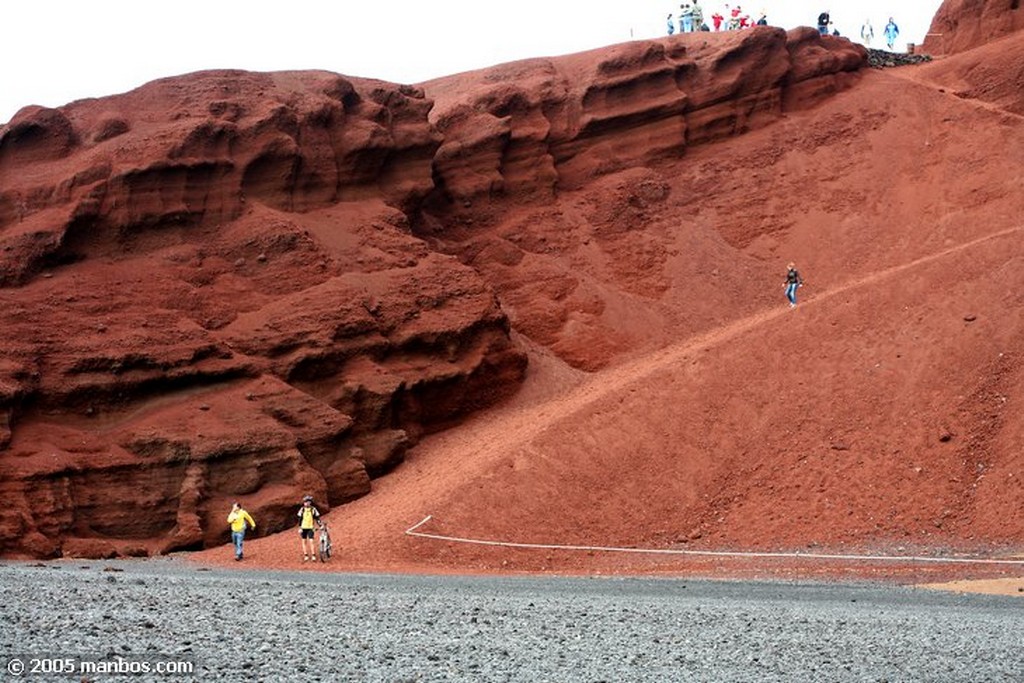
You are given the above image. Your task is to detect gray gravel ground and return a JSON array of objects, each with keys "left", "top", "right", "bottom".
[{"left": 0, "top": 559, "right": 1021, "bottom": 682}]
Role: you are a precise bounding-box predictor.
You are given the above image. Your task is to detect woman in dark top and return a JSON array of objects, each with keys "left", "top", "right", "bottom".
[{"left": 784, "top": 262, "right": 803, "bottom": 307}]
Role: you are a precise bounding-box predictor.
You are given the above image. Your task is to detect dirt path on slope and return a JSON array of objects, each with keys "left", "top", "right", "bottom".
[
  {"left": 194, "top": 226, "right": 1024, "bottom": 593},
  {"left": 331, "top": 225, "right": 1024, "bottom": 547},
  {"left": 885, "top": 65, "right": 1024, "bottom": 123}
]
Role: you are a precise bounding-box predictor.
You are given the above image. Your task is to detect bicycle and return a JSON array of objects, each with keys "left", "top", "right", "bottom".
[{"left": 318, "top": 521, "right": 332, "bottom": 562}]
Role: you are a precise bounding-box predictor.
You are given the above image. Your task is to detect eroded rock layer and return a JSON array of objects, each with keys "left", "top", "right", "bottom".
[{"left": 923, "top": 0, "right": 1024, "bottom": 55}]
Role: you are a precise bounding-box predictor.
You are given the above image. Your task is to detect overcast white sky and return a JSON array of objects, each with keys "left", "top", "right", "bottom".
[{"left": 1, "top": 0, "right": 942, "bottom": 124}]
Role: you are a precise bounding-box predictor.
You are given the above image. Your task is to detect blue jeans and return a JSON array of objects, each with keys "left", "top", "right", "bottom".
[
  {"left": 785, "top": 282, "right": 799, "bottom": 304},
  {"left": 682, "top": 15, "right": 693, "bottom": 32},
  {"left": 818, "top": 25, "right": 828, "bottom": 35},
  {"left": 232, "top": 530, "right": 245, "bottom": 558}
]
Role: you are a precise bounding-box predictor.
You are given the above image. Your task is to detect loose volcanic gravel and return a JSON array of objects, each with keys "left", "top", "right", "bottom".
[
  {"left": 0, "top": 559, "right": 1021, "bottom": 682},
  {"left": 867, "top": 48, "right": 934, "bottom": 68}
]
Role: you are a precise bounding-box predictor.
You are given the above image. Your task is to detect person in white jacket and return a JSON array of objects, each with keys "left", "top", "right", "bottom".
[
  {"left": 860, "top": 19, "right": 874, "bottom": 46},
  {"left": 679, "top": 2, "right": 694, "bottom": 32}
]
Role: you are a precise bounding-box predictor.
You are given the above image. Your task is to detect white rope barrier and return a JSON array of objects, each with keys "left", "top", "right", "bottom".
[
  {"left": 402, "top": 228, "right": 1024, "bottom": 573},
  {"left": 405, "top": 516, "right": 1024, "bottom": 566}
]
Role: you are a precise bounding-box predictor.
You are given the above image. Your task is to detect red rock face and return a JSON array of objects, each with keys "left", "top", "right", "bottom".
[
  {"left": 923, "top": 0, "right": 1024, "bottom": 54},
  {"left": 417, "top": 28, "right": 865, "bottom": 370},
  {"left": 12, "top": 22, "right": 1007, "bottom": 565},
  {"left": 421, "top": 29, "right": 863, "bottom": 215},
  {"left": 0, "top": 71, "right": 526, "bottom": 557}
]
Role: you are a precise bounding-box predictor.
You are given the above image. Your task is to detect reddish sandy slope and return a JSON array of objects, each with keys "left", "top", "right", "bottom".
[{"left": 195, "top": 34, "right": 1024, "bottom": 585}]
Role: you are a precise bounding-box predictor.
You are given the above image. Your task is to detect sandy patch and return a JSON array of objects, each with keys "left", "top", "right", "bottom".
[{"left": 918, "top": 576, "right": 1024, "bottom": 596}]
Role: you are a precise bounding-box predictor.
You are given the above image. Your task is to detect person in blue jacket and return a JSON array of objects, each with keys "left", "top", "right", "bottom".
[
  {"left": 884, "top": 17, "right": 900, "bottom": 50},
  {"left": 817, "top": 10, "right": 831, "bottom": 35}
]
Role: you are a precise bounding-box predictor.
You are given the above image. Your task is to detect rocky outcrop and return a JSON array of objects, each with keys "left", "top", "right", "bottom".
[
  {"left": 0, "top": 71, "right": 526, "bottom": 558},
  {"left": 923, "top": 0, "right": 1024, "bottom": 55},
  {"left": 866, "top": 49, "right": 934, "bottom": 68},
  {"left": 916, "top": 2, "right": 1024, "bottom": 116},
  {"left": 419, "top": 28, "right": 865, "bottom": 219},
  {"left": 0, "top": 70, "right": 440, "bottom": 286},
  {"left": 0, "top": 29, "right": 868, "bottom": 558}
]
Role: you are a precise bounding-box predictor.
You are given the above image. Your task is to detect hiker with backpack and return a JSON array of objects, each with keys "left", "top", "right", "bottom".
[{"left": 298, "top": 495, "right": 322, "bottom": 562}]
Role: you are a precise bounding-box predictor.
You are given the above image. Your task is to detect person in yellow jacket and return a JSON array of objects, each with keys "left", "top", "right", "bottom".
[
  {"left": 227, "top": 502, "right": 256, "bottom": 561},
  {"left": 298, "top": 495, "right": 321, "bottom": 561}
]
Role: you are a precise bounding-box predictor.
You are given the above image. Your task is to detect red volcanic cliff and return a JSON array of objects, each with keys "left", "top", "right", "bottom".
[
  {"left": 0, "top": 29, "right": 864, "bottom": 557},
  {"left": 0, "top": 71, "right": 527, "bottom": 557},
  {"left": 923, "top": 0, "right": 1024, "bottom": 54},
  {"left": 4, "top": 11, "right": 1024, "bottom": 575},
  {"left": 422, "top": 28, "right": 862, "bottom": 214},
  {"left": 419, "top": 28, "right": 864, "bottom": 370}
]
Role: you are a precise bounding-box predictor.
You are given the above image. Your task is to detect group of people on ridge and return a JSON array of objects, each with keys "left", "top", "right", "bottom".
[
  {"left": 819, "top": 10, "right": 901, "bottom": 50},
  {"left": 860, "top": 16, "right": 901, "bottom": 50},
  {"left": 226, "top": 495, "right": 328, "bottom": 562},
  {"left": 672, "top": 7, "right": 901, "bottom": 50},
  {"left": 668, "top": 3, "right": 767, "bottom": 35}
]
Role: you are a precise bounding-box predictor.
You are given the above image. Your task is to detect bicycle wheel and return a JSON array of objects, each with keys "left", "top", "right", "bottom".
[{"left": 320, "top": 535, "right": 330, "bottom": 561}]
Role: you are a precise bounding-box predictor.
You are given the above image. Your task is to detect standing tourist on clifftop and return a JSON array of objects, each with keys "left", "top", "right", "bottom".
[
  {"left": 692, "top": 0, "right": 705, "bottom": 31},
  {"left": 729, "top": 5, "right": 743, "bottom": 29},
  {"left": 884, "top": 17, "right": 900, "bottom": 50},
  {"left": 860, "top": 18, "right": 875, "bottom": 46},
  {"left": 817, "top": 10, "right": 831, "bottom": 35},
  {"left": 227, "top": 502, "right": 256, "bottom": 561},
  {"left": 679, "top": 2, "right": 695, "bottom": 33}
]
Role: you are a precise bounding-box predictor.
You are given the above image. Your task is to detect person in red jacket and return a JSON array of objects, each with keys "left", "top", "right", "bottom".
[{"left": 728, "top": 4, "right": 742, "bottom": 29}]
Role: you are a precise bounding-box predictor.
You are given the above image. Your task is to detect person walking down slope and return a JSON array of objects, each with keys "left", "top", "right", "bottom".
[
  {"left": 227, "top": 502, "right": 256, "bottom": 561},
  {"left": 298, "top": 495, "right": 321, "bottom": 562},
  {"left": 784, "top": 262, "right": 804, "bottom": 307},
  {"left": 884, "top": 17, "right": 900, "bottom": 50}
]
